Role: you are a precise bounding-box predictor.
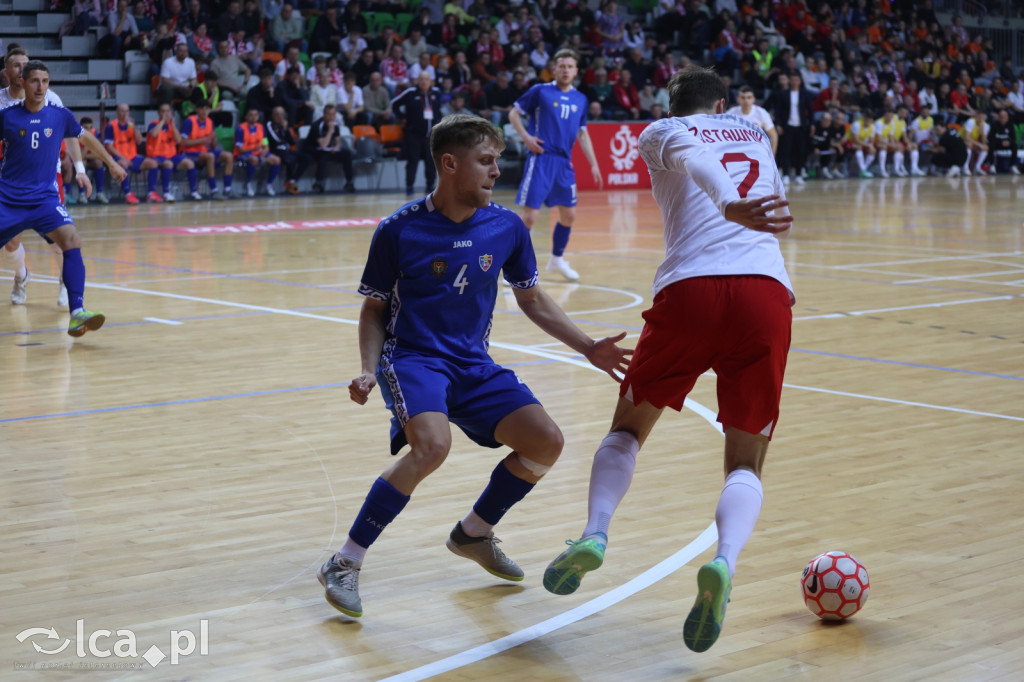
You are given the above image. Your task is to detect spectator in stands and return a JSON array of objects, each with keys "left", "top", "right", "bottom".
[
  {"left": 310, "top": 69, "right": 339, "bottom": 123},
  {"left": 611, "top": 67, "right": 640, "bottom": 120},
  {"left": 277, "top": 66, "right": 314, "bottom": 126},
  {"left": 156, "top": 40, "right": 197, "bottom": 104},
  {"left": 230, "top": 28, "right": 263, "bottom": 73},
  {"left": 263, "top": 0, "right": 284, "bottom": 22},
  {"left": 588, "top": 100, "right": 605, "bottom": 121},
  {"left": 185, "top": 0, "right": 212, "bottom": 35},
  {"left": 240, "top": 0, "right": 262, "bottom": 38},
  {"left": 583, "top": 67, "right": 613, "bottom": 113},
  {"left": 1007, "top": 79, "right": 1024, "bottom": 122},
  {"left": 266, "top": 105, "right": 304, "bottom": 194},
  {"left": 484, "top": 70, "right": 516, "bottom": 125},
  {"left": 409, "top": 52, "right": 436, "bottom": 83},
  {"left": 403, "top": 27, "right": 432, "bottom": 67},
  {"left": 472, "top": 52, "right": 499, "bottom": 85},
  {"left": 184, "top": 70, "right": 233, "bottom": 127},
  {"left": 596, "top": 0, "right": 625, "bottom": 57},
  {"left": 449, "top": 51, "right": 472, "bottom": 89},
  {"left": 161, "top": 0, "right": 187, "bottom": 34},
  {"left": 338, "top": 71, "right": 368, "bottom": 128},
  {"left": 434, "top": 54, "right": 452, "bottom": 84},
  {"left": 311, "top": 4, "right": 344, "bottom": 55},
  {"left": 352, "top": 49, "right": 380, "bottom": 88},
  {"left": 529, "top": 31, "right": 551, "bottom": 72},
  {"left": 949, "top": 82, "right": 975, "bottom": 120},
  {"left": 132, "top": 1, "right": 156, "bottom": 35},
  {"left": 621, "top": 48, "right": 648, "bottom": 90},
  {"left": 270, "top": 3, "right": 307, "bottom": 53},
  {"left": 370, "top": 26, "right": 399, "bottom": 63},
  {"left": 104, "top": 0, "right": 141, "bottom": 59},
  {"left": 461, "top": 77, "right": 492, "bottom": 121},
  {"left": 362, "top": 71, "right": 394, "bottom": 127},
  {"left": 440, "top": 90, "right": 473, "bottom": 117},
  {"left": 246, "top": 67, "right": 279, "bottom": 123},
  {"left": 275, "top": 46, "right": 306, "bottom": 87},
  {"left": 211, "top": 39, "right": 251, "bottom": 100},
  {"left": 512, "top": 53, "right": 537, "bottom": 84},
  {"left": 215, "top": 0, "right": 244, "bottom": 41},
  {"left": 381, "top": 45, "right": 409, "bottom": 96},
  {"left": 63, "top": 0, "right": 101, "bottom": 38},
  {"left": 344, "top": 1, "right": 368, "bottom": 34},
  {"left": 305, "top": 104, "right": 357, "bottom": 194},
  {"left": 772, "top": 71, "right": 813, "bottom": 185},
  {"left": 340, "top": 27, "right": 368, "bottom": 67},
  {"left": 410, "top": 7, "right": 437, "bottom": 43},
  {"left": 637, "top": 82, "right": 665, "bottom": 119},
  {"left": 187, "top": 22, "right": 215, "bottom": 66},
  {"left": 391, "top": 71, "right": 441, "bottom": 197}
]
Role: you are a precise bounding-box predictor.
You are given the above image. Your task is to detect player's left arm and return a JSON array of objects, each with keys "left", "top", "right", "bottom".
[
  {"left": 512, "top": 285, "right": 631, "bottom": 382},
  {"left": 576, "top": 126, "right": 603, "bottom": 189}
]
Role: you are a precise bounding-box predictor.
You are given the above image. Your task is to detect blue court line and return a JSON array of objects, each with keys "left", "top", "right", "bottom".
[
  {"left": 790, "top": 347, "right": 1024, "bottom": 381},
  {"left": 0, "top": 382, "right": 349, "bottom": 424}
]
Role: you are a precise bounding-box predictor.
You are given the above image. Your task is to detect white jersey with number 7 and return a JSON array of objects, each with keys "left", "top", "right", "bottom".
[{"left": 638, "top": 113, "right": 794, "bottom": 303}]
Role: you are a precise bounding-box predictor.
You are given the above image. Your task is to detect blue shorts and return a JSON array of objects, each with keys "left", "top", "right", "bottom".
[
  {"left": 123, "top": 156, "right": 146, "bottom": 172},
  {"left": 377, "top": 345, "right": 541, "bottom": 455},
  {"left": 0, "top": 199, "right": 74, "bottom": 249},
  {"left": 236, "top": 151, "right": 265, "bottom": 164},
  {"left": 155, "top": 154, "right": 189, "bottom": 167},
  {"left": 183, "top": 150, "right": 226, "bottom": 164},
  {"left": 516, "top": 152, "right": 577, "bottom": 209}
]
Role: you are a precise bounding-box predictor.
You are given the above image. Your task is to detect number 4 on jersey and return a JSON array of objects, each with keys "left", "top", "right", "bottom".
[{"left": 453, "top": 264, "right": 469, "bottom": 294}]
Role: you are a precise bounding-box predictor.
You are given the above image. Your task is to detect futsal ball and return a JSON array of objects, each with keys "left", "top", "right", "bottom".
[{"left": 800, "top": 551, "right": 869, "bottom": 621}]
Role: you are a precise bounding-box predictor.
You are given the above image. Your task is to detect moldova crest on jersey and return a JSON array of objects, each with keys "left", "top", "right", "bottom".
[
  {"left": 431, "top": 257, "right": 447, "bottom": 277},
  {"left": 44, "top": 128, "right": 53, "bottom": 137},
  {"left": 479, "top": 254, "right": 493, "bottom": 271}
]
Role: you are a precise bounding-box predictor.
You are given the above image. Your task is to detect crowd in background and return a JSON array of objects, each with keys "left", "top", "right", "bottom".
[{"left": 45, "top": 0, "right": 1024, "bottom": 194}]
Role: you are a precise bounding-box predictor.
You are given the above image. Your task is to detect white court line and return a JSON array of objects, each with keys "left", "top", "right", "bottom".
[
  {"left": 783, "top": 383, "right": 1024, "bottom": 422},
  {"left": 894, "top": 270, "right": 1024, "bottom": 284},
  {"left": 143, "top": 317, "right": 183, "bottom": 325},
  {"left": 378, "top": 523, "right": 719, "bottom": 682},
  {"left": 793, "top": 295, "right": 1017, "bottom": 320}
]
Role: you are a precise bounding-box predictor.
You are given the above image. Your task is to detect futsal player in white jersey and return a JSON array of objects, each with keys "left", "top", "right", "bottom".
[
  {"left": 726, "top": 84, "right": 778, "bottom": 154},
  {"left": 543, "top": 66, "right": 795, "bottom": 654},
  {"left": 0, "top": 46, "right": 89, "bottom": 307}
]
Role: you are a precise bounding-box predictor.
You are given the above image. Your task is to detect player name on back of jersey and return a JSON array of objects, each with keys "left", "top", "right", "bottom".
[{"left": 687, "top": 126, "right": 765, "bottom": 145}]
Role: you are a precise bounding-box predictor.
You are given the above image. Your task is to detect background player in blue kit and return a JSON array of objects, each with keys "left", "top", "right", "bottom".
[
  {"left": 317, "top": 114, "right": 632, "bottom": 619},
  {"left": 0, "top": 61, "right": 126, "bottom": 336},
  {"left": 509, "top": 49, "right": 603, "bottom": 282}
]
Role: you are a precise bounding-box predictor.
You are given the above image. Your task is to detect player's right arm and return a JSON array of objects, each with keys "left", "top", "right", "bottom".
[{"left": 349, "top": 296, "right": 388, "bottom": 405}]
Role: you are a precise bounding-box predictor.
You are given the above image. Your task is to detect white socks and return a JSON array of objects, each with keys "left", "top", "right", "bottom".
[
  {"left": 714, "top": 469, "right": 764, "bottom": 578},
  {"left": 910, "top": 149, "right": 920, "bottom": 172},
  {"left": 3, "top": 242, "right": 27, "bottom": 280},
  {"left": 582, "top": 431, "right": 639, "bottom": 538},
  {"left": 337, "top": 537, "right": 367, "bottom": 566},
  {"left": 459, "top": 510, "right": 493, "bottom": 538}
]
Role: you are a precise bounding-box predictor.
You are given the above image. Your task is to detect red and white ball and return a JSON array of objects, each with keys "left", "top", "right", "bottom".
[{"left": 800, "top": 551, "right": 869, "bottom": 621}]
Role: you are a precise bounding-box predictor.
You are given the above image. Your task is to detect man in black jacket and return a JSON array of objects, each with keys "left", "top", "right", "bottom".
[
  {"left": 391, "top": 72, "right": 442, "bottom": 197},
  {"left": 304, "top": 104, "right": 356, "bottom": 193},
  {"left": 771, "top": 71, "right": 814, "bottom": 185},
  {"left": 266, "top": 105, "right": 308, "bottom": 194}
]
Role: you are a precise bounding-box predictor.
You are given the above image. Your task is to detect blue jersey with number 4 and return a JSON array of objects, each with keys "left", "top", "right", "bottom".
[
  {"left": 0, "top": 101, "right": 82, "bottom": 204},
  {"left": 512, "top": 83, "right": 588, "bottom": 158},
  {"left": 358, "top": 196, "right": 539, "bottom": 365}
]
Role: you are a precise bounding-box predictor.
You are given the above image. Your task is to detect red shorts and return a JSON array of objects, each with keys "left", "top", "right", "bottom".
[{"left": 620, "top": 275, "right": 792, "bottom": 439}]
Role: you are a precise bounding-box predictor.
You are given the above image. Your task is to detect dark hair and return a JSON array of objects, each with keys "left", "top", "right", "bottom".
[
  {"left": 258, "top": 67, "right": 274, "bottom": 78},
  {"left": 737, "top": 85, "right": 755, "bottom": 95},
  {"left": 80, "top": 116, "right": 93, "bottom": 125},
  {"left": 204, "top": 69, "right": 219, "bottom": 80},
  {"left": 430, "top": 114, "right": 505, "bottom": 166},
  {"left": 195, "top": 98, "right": 211, "bottom": 109},
  {"left": 22, "top": 60, "right": 49, "bottom": 80},
  {"left": 666, "top": 65, "right": 726, "bottom": 116}
]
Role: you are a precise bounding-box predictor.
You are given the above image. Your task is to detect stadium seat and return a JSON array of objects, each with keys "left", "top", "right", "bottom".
[
  {"left": 379, "top": 124, "right": 404, "bottom": 156},
  {"left": 352, "top": 124, "right": 380, "bottom": 142}
]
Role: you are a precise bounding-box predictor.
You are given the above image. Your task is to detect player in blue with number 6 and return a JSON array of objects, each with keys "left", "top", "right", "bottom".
[
  {"left": 509, "top": 49, "right": 602, "bottom": 282},
  {"left": 317, "top": 114, "right": 632, "bottom": 619},
  {"left": 0, "top": 61, "right": 126, "bottom": 336}
]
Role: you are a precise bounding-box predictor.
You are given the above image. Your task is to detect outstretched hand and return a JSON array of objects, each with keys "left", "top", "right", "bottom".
[
  {"left": 724, "top": 194, "right": 793, "bottom": 234},
  {"left": 585, "top": 332, "right": 633, "bottom": 383},
  {"left": 349, "top": 373, "right": 377, "bottom": 405}
]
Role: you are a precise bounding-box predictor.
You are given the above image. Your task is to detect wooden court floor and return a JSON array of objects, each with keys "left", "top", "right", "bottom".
[{"left": 2, "top": 176, "right": 1023, "bottom": 681}]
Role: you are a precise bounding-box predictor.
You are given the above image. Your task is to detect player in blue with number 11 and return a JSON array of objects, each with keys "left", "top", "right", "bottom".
[
  {"left": 509, "top": 49, "right": 603, "bottom": 282},
  {"left": 0, "top": 61, "right": 125, "bottom": 336}
]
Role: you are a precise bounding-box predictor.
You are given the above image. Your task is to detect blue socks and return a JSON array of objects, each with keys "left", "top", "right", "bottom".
[
  {"left": 245, "top": 163, "right": 256, "bottom": 183},
  {"left": 552, "top": 222, "right": 572, "bottom": 257},
  {"left": 160, "top": 167, "right": 172, "bottom": 193},
  {"left": 472, "top": 461, "right": 535, "bottom": 525},
  {"left": 268, "top": 164, "right": 280, "bottom": 184},
  {"left": 62, "top": 248, "right": 86, "bottom": 312},
  {"left": 346, "top": 477, "right": 410, "bottom": 549},
  {"left": 147, "top": 168, "right": 158, "bottom": 194},
  {"left": 94, "top": 166, "right": 105, "bottom": 192},
  {"left": 187, "top": 168, "right": 198, "bottom": 193}
]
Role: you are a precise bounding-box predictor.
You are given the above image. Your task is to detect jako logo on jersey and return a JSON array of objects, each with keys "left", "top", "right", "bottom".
[
  {"left": 431, "top": 257, "right": 447, "bottom": 277},
  {"left": 610, "top": 125, "right": 639, "bottom": 171},
  {"left": 453, "top": 239, "right": 472, "bottom": 248},
  {"left": 479, "top": 254, "right": 493, "bottom": 271}
]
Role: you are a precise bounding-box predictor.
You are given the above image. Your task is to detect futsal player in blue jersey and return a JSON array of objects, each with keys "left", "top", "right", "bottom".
[
  {"left": 317, "top": 114, "right": 632, "bottom": 619},
  {"left": 509, "top": 49, "right": 603, "bottom": 282},
  {"left": 0, "top": 61, "right": 126, "bottom": 336}
]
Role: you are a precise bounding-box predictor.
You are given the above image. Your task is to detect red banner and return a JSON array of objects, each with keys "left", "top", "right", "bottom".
[{"left": 571, "top": 121, "right": 652, "bottom": 191}]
